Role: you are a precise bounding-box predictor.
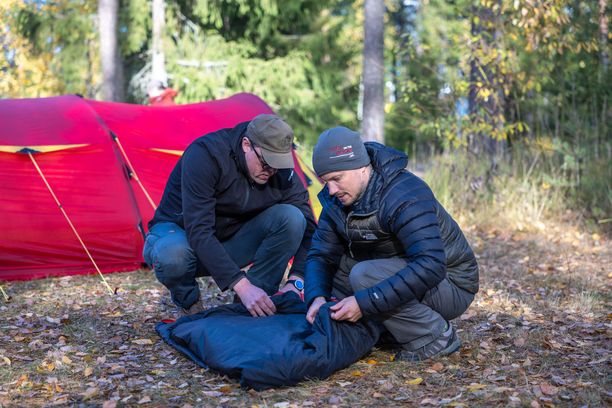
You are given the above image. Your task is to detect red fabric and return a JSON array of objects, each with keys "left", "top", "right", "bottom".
[{"left": 0, "top": 93, "right": 276, "bottom": 281}]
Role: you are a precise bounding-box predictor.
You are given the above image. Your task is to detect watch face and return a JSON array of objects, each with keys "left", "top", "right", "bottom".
[{"left": 294, "top": 280, "right": 304, "bottom": 290}]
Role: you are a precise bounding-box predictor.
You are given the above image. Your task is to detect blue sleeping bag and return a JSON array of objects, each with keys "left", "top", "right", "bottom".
[{"left": 156, "top": 292, "right": 382, "bottom": 390}]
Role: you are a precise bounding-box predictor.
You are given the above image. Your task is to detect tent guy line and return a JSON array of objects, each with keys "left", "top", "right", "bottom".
[
  {"left": 110, "top": 131, "right": 157, "bottom": 211},
  {"left": 23, "top": 148, "right": 115, "bottom": 295}
]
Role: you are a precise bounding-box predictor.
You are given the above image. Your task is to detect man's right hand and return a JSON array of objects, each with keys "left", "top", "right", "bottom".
[
  {"left": 306, "top": 296, "right": 327, "bottom": 324},
  {"left": 233, "top": 278, "right": 276, "bottom": 317}
]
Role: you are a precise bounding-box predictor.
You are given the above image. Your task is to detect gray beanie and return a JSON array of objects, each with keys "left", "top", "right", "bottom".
[{"left": 312, "top": 126, "right": 370, "bottom": 176}]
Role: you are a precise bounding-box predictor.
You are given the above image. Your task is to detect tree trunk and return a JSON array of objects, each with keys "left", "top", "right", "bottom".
[
  {"left": 151, "top": 0, "right": 167, "bottom": 85},
  {"left": 468, "top": 0, "right": 505, "bottom": 159},
  {"left": 362, "top": 0, "right": 385, "bottom": 143},
  {"left": 98, "top": 0, "right": 125, "bottom": 101},
  {"left": 599, "top": 0, "right": 609, "bottom": 72}
]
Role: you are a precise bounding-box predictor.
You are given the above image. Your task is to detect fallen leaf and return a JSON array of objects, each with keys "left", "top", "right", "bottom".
[
  {"left": 219, "top": 385, "right": 233, "bottom": 393},
  {"left": 372, "top": 392, "right": 384, "bottom": 398},
  {"left": 539, "top": 382, "right": 559, "bottom": 396},
  {"left": 467, "top": 383, "right": 487, "bottom": 392},
  {"left": 367, "top": 359, "right": 378, "bottom": 365},
  {"left": 132, "top": 339, "right": 154, "bottom": 346},
  {"left": 102, "top": 401, "right": 117, "bottom": 408},
  {"left": 406, "top": 377, "right": 424, "bottom": 385},
  {"left": 61, "top": 355, "right": 72, "bottom": 365},
  {"left": 430, "top": 362, "right": 444, "bottom": 372},
  {"left": 138, "top": 396, "right": 151, "bottom": 404},
  {"left": 514, "top": 337, "right": 526, "bottom": 347},
  {"left": 82, "top": 387, "right": 99, "bottom": 400},
  {"left": 84, "top": 367, "right": 93, "bottom": 377},
  {"left": 1, "top": 356, "right": 11, "bottom": 366},
  {"left": 351, "top": 370, "right": 364, "bottom": 377},
  {"left": 202, "top": 391, "right": 222, "bottom": 397}
]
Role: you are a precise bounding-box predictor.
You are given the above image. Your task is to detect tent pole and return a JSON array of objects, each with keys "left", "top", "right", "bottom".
[
  {"left": 111, "top": 134, "right": 158, "bottom": 210},
  {"left": 0, "top": 284, "right": 9, "bottom": 301},
  {"left": 27, "top": 153, "right": 115, "bottom": 295}
]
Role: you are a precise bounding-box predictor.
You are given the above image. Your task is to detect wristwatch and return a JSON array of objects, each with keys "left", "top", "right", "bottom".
[{"left": 286, "top": 279, "right": 304, "bottom": 292}]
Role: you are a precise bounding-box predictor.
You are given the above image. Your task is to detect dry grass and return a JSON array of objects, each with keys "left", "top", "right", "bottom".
[{"left": 0, "top": 223, "right": 610, "bottom": 407}]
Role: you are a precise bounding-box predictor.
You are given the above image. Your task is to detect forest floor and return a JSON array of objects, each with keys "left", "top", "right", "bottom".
[{"left": 0, "top": 221, "right": 610, "bottom": 407}]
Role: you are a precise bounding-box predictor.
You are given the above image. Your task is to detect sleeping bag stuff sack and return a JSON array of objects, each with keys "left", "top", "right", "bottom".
[{"left": 156, "top": 291, "right": 383, "bottom": 390}]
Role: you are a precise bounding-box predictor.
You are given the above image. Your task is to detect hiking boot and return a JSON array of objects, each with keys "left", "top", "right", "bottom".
[
  {"left": 180, "top": 300, "right": 205, "bottom": 316},
  {"left": 395, "top": 323, "right": 461, "bottom": 362}
]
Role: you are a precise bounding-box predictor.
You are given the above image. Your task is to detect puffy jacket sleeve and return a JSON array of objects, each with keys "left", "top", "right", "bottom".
[
  {"left": 181, "top": 142, "right": 245, "bottom": 291},
  {"left": 304, "top": 209, "right": 345, "bottom": 306},
  {"left": 279, "top": 173, "right": 316, "bottom": 279},
  {"left": 353, "top": 179, "right": 447, "bottom": 316}
]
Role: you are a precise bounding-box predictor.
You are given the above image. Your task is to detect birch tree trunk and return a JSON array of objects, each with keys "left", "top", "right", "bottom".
[{"left": 151, "top": 0, "right": 168, "bottom": 85}]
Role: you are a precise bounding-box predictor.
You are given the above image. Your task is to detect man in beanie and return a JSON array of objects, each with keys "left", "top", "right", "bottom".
[
  {"left": 304, "top": 127, "right": 479, "bottom": 361},
  {"left": 144, "top": 114, "right": 316, "bottom": 317}
]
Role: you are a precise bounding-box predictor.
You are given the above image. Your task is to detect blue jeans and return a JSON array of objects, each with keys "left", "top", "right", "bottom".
[{"left": 143, "top": 204, "right": 306, "bottom": 309}]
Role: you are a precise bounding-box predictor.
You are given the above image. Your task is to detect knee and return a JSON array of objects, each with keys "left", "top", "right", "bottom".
[
  {"left": 271, "top": 204, "right": 306, "bottom": 239},
  {"left": 349, "top": 261, "right": 376, "bottom": 292},
  {"left": 152, "top": 239, "right": 194, "bottom": 278}
]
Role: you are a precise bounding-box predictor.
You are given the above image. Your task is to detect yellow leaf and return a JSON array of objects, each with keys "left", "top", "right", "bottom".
[
  {"left": 219, "top": 385, "right": 233, "bottom": 394},
  {"left": 467, "top": 383, "right": 487, "bottom": 392},
  {"left": 406, "top": 377, "right": 423, "bottom": 385},
  {"left": 367, "top": 359, "right": 377, "bottom": 365},
  {"left": 39, "top": 361, "right": 55, "bottom": 372},
  {"left": 84, "top": 367, "right": 93, "bottom": 377},
  {"left": 61, "top": 356, "right": 72, "bottom": 365},
  {"left": 351, "top": 370, "right": 364, "bottom": 377},
  {"left": 132, "top": 339, "right": 154, "bottom": 345}
]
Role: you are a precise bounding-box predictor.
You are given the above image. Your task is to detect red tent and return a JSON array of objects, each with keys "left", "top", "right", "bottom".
[{"left": 0, "top": 93, "right": 320, "bottom": 283}]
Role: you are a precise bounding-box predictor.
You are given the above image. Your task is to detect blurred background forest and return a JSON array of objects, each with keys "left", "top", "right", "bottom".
[{"left": 1, "top": 0, "right": 610, "bottom": 233}]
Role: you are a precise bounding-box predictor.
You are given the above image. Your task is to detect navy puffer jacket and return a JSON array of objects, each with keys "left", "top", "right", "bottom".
[{"left": 305, "top": 143, "right": 479, "bottom": 317}]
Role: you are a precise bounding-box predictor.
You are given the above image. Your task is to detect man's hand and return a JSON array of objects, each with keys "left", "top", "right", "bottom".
[
  {"left": 233, "top": 278, "right": 276, "bottom": 317},
  {"left": 329, "top": 296, "right": 362, "bottom": 322},
  {"left": 279, "top": 276, "right": 304, "bottom": 296},
  {"left": 306, "top": 296, "right": 327, "bottom": 324}
]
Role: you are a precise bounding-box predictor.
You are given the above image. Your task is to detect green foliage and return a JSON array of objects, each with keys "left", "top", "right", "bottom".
[
  {"left": 151, "top": 0, "right": 360, "bottom": 144},
  {"left": 1, "top": 0, "right": 608, "bottom": 224}
]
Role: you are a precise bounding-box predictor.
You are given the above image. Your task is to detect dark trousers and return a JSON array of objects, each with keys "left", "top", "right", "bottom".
[
  {"left": 143, "top": 204, "right": 306, "bottom": 309},
  {"left": 332, "top": 255, "right": 475, "bottom": 350}
]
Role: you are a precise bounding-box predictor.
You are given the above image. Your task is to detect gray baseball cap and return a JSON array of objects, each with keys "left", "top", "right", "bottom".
[{"left": 246, "top": 114, "right": 295, "bottom": 169}]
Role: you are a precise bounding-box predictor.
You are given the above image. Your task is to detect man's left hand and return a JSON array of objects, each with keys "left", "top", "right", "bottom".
[
  {"left": 329, "top": 296, "right": 362, "bottom": 322},
  {"left": 279, "top": 277, "right": 304, "bottom": 296}
]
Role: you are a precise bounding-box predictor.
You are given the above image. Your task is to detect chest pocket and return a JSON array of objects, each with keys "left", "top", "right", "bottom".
[{"left": 346, "top": 212, "right": 404, "bottom": 261}]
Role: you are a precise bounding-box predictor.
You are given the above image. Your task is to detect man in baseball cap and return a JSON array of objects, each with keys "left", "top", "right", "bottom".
[{"left": 144, "top": 114, "right": 315, "bottom": 318}]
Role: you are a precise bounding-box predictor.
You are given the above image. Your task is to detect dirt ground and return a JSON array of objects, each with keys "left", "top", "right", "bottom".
[{"left": 0, "top": 223, "right": 610, "bottom": 407}]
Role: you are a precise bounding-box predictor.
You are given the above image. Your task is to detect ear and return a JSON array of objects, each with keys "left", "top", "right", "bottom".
[{"left": 241, "top": 137, "right": 250, "bottom": 153}]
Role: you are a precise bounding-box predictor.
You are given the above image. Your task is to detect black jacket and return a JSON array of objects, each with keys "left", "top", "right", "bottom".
[
  {"left": 305, "top": 143, "right": 479, "bottom": 316},
  {"left": 149, "top": 122, "right": 316, "bottom": 290}
]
